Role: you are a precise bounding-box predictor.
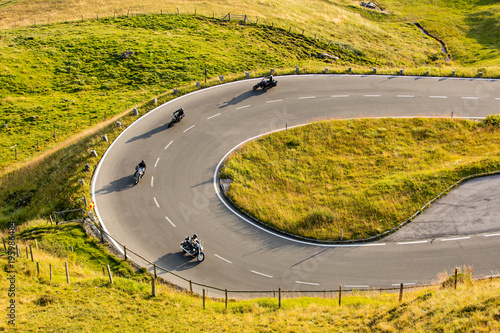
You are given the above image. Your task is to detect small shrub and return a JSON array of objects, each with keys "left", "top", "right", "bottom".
[{"left": 482, "top": 115, "right": 500, "bottom": 128}]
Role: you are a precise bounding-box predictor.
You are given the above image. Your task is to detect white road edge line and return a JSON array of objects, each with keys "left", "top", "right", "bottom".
[
  {"left": 266, "top": 99, "right": 283, "bottom": 103},
  {"left": 295, "top": 281, "right": 320, "bottom": 286},
  {"left": 236, "top": 105, "right": 251, "bottom": 110},
  {"left": 153, "top": 197, "right": 160, "bottom": 208},
  {"left": 392, "top": 283, "right": 416, "bottom": 286},
  {"left": 398, "top": 240, "right": 428, "bottom": 245},
  {"left": 214, "top": 254, "right": 232, "bottom": 264},
  {"left": 207, "top": 113, "right": 221, "bottom": 120},
  {"left": 331, "top": 95, "right": 349, "bottom": 98},
  {"left": 151, "top": 176, "right": 154, "bottom": 187},
  {"left": 154, "top": 157, "right": 160, "bottom": 168},
  {"left": 485, "top": 233, "right": 500, "bottom": 237},
  {"left": 165, "top": 216, "right": 176, "bottom": 227},
  {"left": 441, "top": 236, "right": 470, "bottom": 242},
  {"left": 298, "top": 96, "right": 316, "bottom": 99},
  {"left": 251, "top": 270, "right": 273, "bottom": 278},
  {"left": 164, "top": 140, "right": 173, "bottom": 150},
  {"left": 183, "top": 125, "right": 195, "bottom": 133},
  {"left": 429, "top": 96, "right": 448, "bottom": 99}
]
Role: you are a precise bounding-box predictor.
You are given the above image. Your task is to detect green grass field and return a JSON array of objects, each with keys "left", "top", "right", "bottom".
[{"left": 221, "top": 117, "right": 500, "bottom": 240}]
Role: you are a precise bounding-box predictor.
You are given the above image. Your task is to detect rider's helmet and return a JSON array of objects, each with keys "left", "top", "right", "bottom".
[
  {"left": 192, "top": 233, "right": 198, "bottom": 239},
  {"left": 141, "top": 160, "right": 145, "bottom": 164}
]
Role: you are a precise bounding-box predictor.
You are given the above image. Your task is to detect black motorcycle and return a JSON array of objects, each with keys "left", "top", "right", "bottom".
[
  {"left": 253, "top": 78, "right": 277, "bottom": 90},
  {"left": 168, "top": 108, "right": 185, "bottom": 128},
  {"left": 133, "top": 166, "right": 145, "bottom": 185},
  {"left": 180, "top": 236, "right": 205, "bottom": 262}
]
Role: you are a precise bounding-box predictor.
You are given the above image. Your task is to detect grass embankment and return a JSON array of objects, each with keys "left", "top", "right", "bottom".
[
  {"left": 221, "top": 116, "right": 500, "bottom": 241},
  {"left": 2, "top": 222, "right": 500, "bottom": 332}
]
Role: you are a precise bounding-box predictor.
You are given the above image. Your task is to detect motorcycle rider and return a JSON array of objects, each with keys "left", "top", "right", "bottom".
[
  {"left": 268, "top": 74, "right": 274, "bottom": 84},
  {"left": 173, "top": 107, "right": 184, "bottom": 121},
  {"left": 136, "top": 160, "right": 146, "bottom": 178},
  {"left": 190, "top": 233, "right": 201, "bottom": 250}
]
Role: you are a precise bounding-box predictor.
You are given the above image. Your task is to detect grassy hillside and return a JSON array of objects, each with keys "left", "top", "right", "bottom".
[
  {"left": 2, "top": 222, "right": 500, "bottom": 332},
  {"left": 221, "top": 117, "right": 500, "bottom": 240},
  {"left": 1, "top": 1, "right": 499, "bottom": 174}
]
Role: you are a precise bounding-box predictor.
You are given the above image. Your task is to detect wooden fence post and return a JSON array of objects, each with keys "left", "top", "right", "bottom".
[
  {"left": 454, "top": 267, "right": 458, "bottom": 289},
  {"left": 2, "top": 237, "right": 6, "bottom": 251},
  {"left": 278, "top": 287, "right": 281, "bottom": 309},
  {"left": 35, "top": 239, "right": 39, "bottom": 250},
  {"left": 26, "top": 246, "right": 29, "bottom": 259},
  {"left": 29, "top": 244, "right": 34, "bottom": 262},
  {"left": 338, "top": 286, "right": 342, "bottom": 306},
  {"left": 151, "top": 278, "right": 156, "bottom": 297},
  {"left": 203, "top": 289, "right": 206, "bottom": 309},
  {"left": 65, "top": 262, "right": 70, "bottom": 284},
  {"left": 16, "top": 244, "right": 19, "bottom": 257},
  {"left": 153, "top": 263, "right": 157, "bottom": 278},
  {"left": 399, "top": 283, "right": 404, "bottom": 302},
  {"left": 225, "top": 289, "right": 228, "bottom": 310},
  {"left": 107, "top": 265, "right": 113, "bottom": 284},
  {"left": 50, "top": 264, "right": 52, "bottom": 281},
  {"left": 36, "top": 262, "right": 40, "bottom": 276},
  {"left": 124, "top": 245, "right": 127, "bottom": 260},
  {"left": 189, "top": 280, "right": 193, "bottom": 293}
]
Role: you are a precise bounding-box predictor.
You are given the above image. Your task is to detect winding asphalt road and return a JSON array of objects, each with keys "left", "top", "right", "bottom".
[{"left": 91, "top": 75, "right": 500, "bottom": 295}]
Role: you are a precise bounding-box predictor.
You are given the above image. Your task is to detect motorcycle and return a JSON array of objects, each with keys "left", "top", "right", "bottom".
[
  {"left": 133, "top": 166, "right": 145, "bottom": 185},
  {"left": 180, "top": 236, "right": 205, "bottom": 262},
  {"left": 168, "top": 108, "right": 185, "bottom": 128},
  {"left": 253, "top": 77, "right": 277, "bottom": 90}
]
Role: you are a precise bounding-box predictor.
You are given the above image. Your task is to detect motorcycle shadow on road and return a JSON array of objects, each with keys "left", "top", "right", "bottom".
[
  {"left": 94, "top": 175, "right": 136, "bottom": 195},
  {"left": 155, "top": 252, "right": 202, "bottom": 271},
  {"left": 219, "top": 89, "right": 267, "bottom": 109},
  {"left": 126, "top": 122, "right": 169, "bottom": 144}
]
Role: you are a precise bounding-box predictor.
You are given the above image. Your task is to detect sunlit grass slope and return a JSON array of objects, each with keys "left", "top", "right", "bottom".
[
  {"left": 221, "top": 117, "right": 500, "bottom": 240},
  {"left": 1, "top": 222, "right": 500, "bottom": 332}
]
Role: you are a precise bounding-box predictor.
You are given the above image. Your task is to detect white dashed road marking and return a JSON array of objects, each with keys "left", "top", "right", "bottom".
[
  {"left": 441, "top": 236, "right": 470, "bottom": 242},
  {"left": 165, "top": 216, "right": 176, "bottom": 227},
  {"left": 485, "top": 233, "right": 500, "bottom": 237},
  {"left": 429, "top": 96, "right": 448, "bottom": 99},
  {"left": 164, "top": 141, "right": 173, "bottom": 150},
  {"left": 364, "top": 95, "right": 381, "bottom": 97},
  {"left": 236, "top": 105, "right": 251, "bottom": 110},
  {"left": 398, "top": 240, "right": 428, "bottom": 245},
  {"left": 462, "top": 97, "right": 479, "bottom": 100},
  {"left": 331, "top": 95, "right": 349, "bottom": 98},
  {"left": 344, "top": 285, "right": 369, "bottom": 289},
  {"left": 151, "top": 176, "right": 154, "bottom": 187},
  {"left": 266, "top": 99, "right": 283, "bottom": 104},
  {"left": 397, "top": 95, "right": 414, "bottom": 98},
  {"left": 154, "top": 158, "right": 160, "bottom": 168},
  {"left": 207, "top": 113, "right": 221, "bottom": 120},
  {"left": 183, "top": 125, "right": 195, "bottom": 133},
  {"left": 153, "top": 197, "right": 160, "bottom": 208},
  {"left": 251, "top": 270, "right": 273, "bottom": 278},
  {"left": 215, "top": 254, "right": 232, "bottom": 264},
  {"left": 298, "top": 96, "right": 316, "bottom": 99},
  {"left": 295, "top": 281, "right": 320, "bottom": 286}
]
